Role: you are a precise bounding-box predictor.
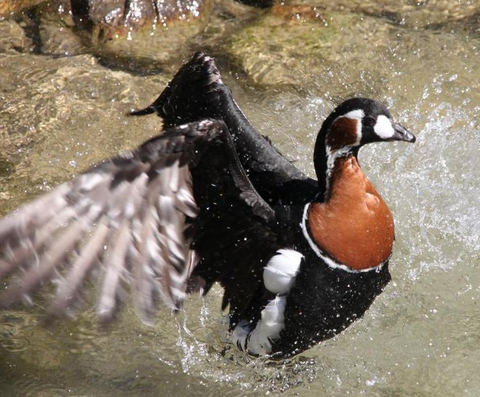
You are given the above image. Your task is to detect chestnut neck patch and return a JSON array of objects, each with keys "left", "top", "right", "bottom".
[{"left": 326, "top": 117, "right": 360, "bottom": 150}]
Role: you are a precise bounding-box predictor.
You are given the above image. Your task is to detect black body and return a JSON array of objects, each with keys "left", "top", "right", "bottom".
[{"left": 132, "top": 53, "right": 396, "bottom": 356}]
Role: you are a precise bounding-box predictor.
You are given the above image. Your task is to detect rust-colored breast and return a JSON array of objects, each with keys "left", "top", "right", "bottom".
[{"left": 308, "top": 157, "right": 394, "bottom": 270}]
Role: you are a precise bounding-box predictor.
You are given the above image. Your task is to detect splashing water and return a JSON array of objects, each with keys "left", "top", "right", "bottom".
[{"left": 0, "top": 4, "right": 479, "bottom": 396}]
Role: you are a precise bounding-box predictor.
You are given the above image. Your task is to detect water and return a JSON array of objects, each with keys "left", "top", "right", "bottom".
[{"left": 0, "top": 2, "right": 479, "bottom": 396}]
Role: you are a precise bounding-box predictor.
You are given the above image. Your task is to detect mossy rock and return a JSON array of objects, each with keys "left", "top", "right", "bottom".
[
  {"left": 0, "top": 0, "right": 47, "bottom": 18},
  {"left": 229, "top": 7, "right": 393, "bottom": 95},
  {"left": 0, "top": 20, "right": 34, "bottom": 53},
  {"left": 78, "top": 0, "right": 213, "bottom": 70},
  {"left": 279, "top": 0, "right": 480, "bottom": 29}
]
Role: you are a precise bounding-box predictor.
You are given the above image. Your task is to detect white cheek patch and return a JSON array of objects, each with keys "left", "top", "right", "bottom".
[{"left": 374, "top": 115, "right": 395, "bottom": 139}]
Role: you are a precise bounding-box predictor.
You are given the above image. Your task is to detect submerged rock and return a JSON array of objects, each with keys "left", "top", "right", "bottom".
[
  {"left": 193, "top": 0, "right": 262, "bottom": 53},
  {"left": 227, "top": 2, "right": 480, "bottom": 107},
  {"left": 0, "top": 0, "right": 47, "bottom": 18},
  {"left": 279, "top": 0, "right": 480, "bottom": 29},
  {"left": 228, "top": 6, "right": 394, "bottom": 96},
  {"left": 427, "top": 11, "right": 480, "bottom": 36},
  {"left": 0, "top": 20, "right": 34, "bottom": 53}
]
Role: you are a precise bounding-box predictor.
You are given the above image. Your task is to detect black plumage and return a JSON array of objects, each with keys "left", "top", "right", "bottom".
[{"left": 131, "top": 52, "right": 319, "bottom": 206}]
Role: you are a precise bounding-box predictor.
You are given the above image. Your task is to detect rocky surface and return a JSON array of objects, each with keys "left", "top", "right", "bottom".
[
  {"left": 2, "top": 0, "right": 215, "bottom": 71},
  {"left": 228, "top": 7, "right": 395, "bottom": 93},
  {"left": 0, "top": 0, "right": 47, "bottom": 18},
  {"left": 0, "top": 20, "right": 34, "bottom": 53},
  {"left": 281, "top": 0, "right": 480, "bottom": 28},
  {"left": 80, "top": 0, "right": 213, "bottom": 69}
]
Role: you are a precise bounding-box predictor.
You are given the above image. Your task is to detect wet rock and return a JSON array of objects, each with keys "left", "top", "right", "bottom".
[
  {"left": 73, "top": 0, "right": 213, "bottom": 71},
  {"left": 0, "top": 0, "right": 47, "bottom": 18},
  {"left": 228, "top": 6, "right": 394, "bottom": 97},
  {"left": 38, "top": 17, "right": 87, "bottom": 56},
  {"left": 3, "top": 0, "right": 214, "bottom": 71},
  {"left": 82, "top": 0, "right": 207, "bottom": 35},
  {"left": 280, "top": 0, "right": 480, "bottom": 29},
  {"left": 1, "top": 3, "right": 86, "bottom": 56},
  {"left": 17, "top": 2, "right": 88, "bottom": 56},
  {"left": 0, "top": 20, "right": 34, "bottom": 53}
]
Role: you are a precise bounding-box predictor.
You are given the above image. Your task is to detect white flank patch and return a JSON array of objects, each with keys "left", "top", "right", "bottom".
[
  {"left": 246, "top": 296, "right": 286, "bottom": 355},
  {"left": 232, "top": 296, "right": 287, "bottom": 355},
  {"left": 263, "top": 249, "right": 303, "bottom": 294},
  {"left": 232, "top": 249, "right": 303, "bottom": 355},
  {"left": 374, "top": 115, "right": 395, "bottom": 139},
  {"left": 323, "top": 109, "right": 365, "bottom": 200},
  {"left": 232, "top": 320, "right": 251, "bottom": 351},
  {"left": 300, "top": 203, "right": 386, "bottom": 274}
]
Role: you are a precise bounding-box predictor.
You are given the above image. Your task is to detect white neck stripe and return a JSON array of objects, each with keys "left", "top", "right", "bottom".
[
  {"left": 343, "top": 109, "right": 365, "bottom": 120},
  {"left": 323, "top": 114, "right": 362, "bottom": 201},
  {"left": 300, "top": 203, "right": 386, "bottom": 274}
]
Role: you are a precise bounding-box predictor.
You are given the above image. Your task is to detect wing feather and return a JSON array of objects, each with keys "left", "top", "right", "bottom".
[
  {"left": 46, "top": 219, "right": 110, "bottom": 318},
  {"left": 1, "top": 220, "right": 86, "bottom": 305},
  {"left": 0, "top": 118, "right": 281, "bottom": 327},
  {"left": 0, "top": 120, "right": 225, "bottom": 322},
  {"left": 97, "top": 217, "right": 132, "bottom": 321},
  {"left": 131, "top": 205, "right": 161, "bottom": 322}
]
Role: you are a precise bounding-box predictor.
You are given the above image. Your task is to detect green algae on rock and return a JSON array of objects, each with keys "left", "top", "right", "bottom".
[
  {"left": 0, "top": 20, "right": 34, "bottom": 53},
  {"left": 279, "top": 0, "right": 480, "bottom": 29},
  {"left": 0, "top": 0, "right": 47, "bottom": 18},
  {"left": 229, "top": 6, "right": 393, "bottom": 93}
]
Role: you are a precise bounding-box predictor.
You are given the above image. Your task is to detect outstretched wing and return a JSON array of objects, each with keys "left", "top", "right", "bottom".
[
  {"left": 131, "top": 52, "right": 318, "bottom": 205},
  {"left": 0, "top": 120, "right": 227, "bottom": 323},
  {"left": 0, "top": 118, "right": 282, "bottom": 326}
]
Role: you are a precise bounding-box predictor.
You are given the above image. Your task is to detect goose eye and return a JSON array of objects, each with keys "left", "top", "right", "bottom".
[{"left": 364, "top": 116, "right": 376, "bottom": 128}]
